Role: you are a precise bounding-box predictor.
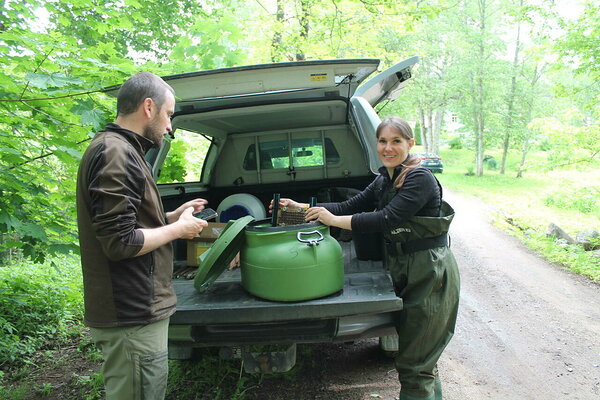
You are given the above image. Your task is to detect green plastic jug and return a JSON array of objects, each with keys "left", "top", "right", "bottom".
[{"left": 241, "top": 220, "right": 343, "bottom": 301}]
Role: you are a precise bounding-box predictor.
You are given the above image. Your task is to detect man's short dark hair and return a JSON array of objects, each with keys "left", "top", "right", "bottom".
[{"left": 116, "top": 72, "right": 175, "bottom": 116}]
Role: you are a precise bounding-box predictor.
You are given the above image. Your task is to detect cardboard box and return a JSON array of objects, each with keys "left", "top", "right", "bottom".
[
  {"left": 186, "top": 222, "right": 227, "bottom": 266},
  {"left": 197, "top": 222, "right": 227, "bottom": 240}
]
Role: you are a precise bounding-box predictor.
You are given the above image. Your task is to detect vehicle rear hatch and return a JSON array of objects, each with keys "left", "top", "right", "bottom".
[
  {"left": 350, "top": 56, "right": 420, "bottom": 173},
  {"left": 168, "top": 59, "right": 381, "bottom": 137},
  {"left": 164, "top": 59, "right": 380, "bottom": 102}
]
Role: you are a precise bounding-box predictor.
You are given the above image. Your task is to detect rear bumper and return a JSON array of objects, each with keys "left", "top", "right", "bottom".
[{"left": 169, "top": 242, "right": 402, "bottom": 348}]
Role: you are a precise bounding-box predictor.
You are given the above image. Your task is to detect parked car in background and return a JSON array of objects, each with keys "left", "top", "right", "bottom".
[{"left": 416, "top": 152, "right": 443, "bottom": 173}]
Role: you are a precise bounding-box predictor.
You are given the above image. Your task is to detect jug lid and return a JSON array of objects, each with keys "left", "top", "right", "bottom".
[{"left": 193, "top": 215, "right": 255, "bottom": 292}]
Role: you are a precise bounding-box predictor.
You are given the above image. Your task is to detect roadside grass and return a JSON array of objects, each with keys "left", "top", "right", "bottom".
[
  {"left": 166, "top": 349, "right": 254, "bottom": 400},
  {"left": 166, "top": 346, "right": 307, "bottom": 400},
  {"left": 435, "top": 147, "right": 600, "bottom": 282}
]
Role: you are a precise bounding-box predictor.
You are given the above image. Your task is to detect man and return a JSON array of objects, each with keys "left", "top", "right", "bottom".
[{"left": 76, "top": 72, "right": 207, "bottom": 399}]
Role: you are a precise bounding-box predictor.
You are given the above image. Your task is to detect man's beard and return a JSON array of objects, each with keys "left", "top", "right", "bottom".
[{"left": 143, "top": 116, "right": 164, "bottom": 147}]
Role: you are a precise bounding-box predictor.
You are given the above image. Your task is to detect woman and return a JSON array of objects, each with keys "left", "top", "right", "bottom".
[{"left": 277, "top": 116, "right": 460, "bottom": 400}]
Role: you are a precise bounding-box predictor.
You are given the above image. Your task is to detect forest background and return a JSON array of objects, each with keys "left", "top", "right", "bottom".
[{"left": 0, "top": 0, "right": 598, "bottom": 398}]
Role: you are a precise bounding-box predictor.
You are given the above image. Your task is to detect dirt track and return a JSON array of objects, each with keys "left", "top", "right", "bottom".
[{"left": 246, "top": 189, "right": 600, "bottom": 400}]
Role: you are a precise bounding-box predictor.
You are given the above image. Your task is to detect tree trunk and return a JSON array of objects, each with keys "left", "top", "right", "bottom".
[
  {"left": 296, "top": 0, "right": 311, "bottom": 61},
  {"left": 419, "top": 108, "right": 430, "bottom": 152},
  {"left": 516, "top": 134, "right": 529, "bottom": 178},
  {"left": 432, "top": 109, "right": 443, "bottom": 155},
  {"left": 500, "top": 0, "right": 523, "bottom": 174},
  {"left": 517, "top": 63, "right": 542, "bottom": 177},
  {"left": 475, "top": 0, "right": 487, "bottom": 177},
  {"left": 271, "top": 0, "right": 285, "bottom": 62},
  {"left": 427, "top": 109, "right": 434, "bottom": 154}
]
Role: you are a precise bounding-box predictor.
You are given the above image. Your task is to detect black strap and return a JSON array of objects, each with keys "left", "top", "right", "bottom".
[{"left": 401, "top": 233, "right": 448, "bottom": 254}]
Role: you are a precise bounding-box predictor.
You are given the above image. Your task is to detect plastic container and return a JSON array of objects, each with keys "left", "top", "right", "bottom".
[{"left": 241, "top": 220, "right": 344, "bottom": 301}]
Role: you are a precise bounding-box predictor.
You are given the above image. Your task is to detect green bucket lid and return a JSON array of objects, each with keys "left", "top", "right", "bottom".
[{"left": 193, "top": 215, "right": 254, "bottom": 292}]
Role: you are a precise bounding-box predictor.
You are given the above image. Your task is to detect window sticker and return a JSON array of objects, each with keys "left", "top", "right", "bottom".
[{"left": 310, "top": 73, "right": 328, "bottom": 82}]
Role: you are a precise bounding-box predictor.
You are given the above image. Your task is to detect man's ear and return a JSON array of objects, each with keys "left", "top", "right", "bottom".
[{"left": 142, "top": 97, "right": 154, "bottom": 119}]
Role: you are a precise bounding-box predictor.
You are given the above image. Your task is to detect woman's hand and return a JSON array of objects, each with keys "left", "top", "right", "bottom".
[
  {"left": 305, "top": 206, "right": 335, "bottom": 225},
  {"left": 305, "top": 207, "right": 352, "bottom": 230},
  {"left": 268, "top": 197, "right": 307, "bottom": 214}
]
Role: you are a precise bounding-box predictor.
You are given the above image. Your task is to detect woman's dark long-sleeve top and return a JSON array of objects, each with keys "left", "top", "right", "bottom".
[{"left": 321, "top": 165, "right": 441, "bottom": 232}]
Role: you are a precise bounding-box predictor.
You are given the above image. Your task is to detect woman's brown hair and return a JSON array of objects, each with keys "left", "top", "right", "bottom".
[{"left": 376, "top": 117, "right": 420, "bottom": 189}]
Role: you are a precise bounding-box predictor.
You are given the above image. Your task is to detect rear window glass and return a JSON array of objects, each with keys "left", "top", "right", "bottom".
[
  {"left": 157, "top": 130, "right": 210, "bottom": 184},
  {"left": 243, "top": 137, "right": 340, "bottom": 170}
]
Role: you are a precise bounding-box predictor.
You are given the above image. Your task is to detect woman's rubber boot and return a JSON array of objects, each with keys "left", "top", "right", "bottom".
[
  {"left": 434, "top": 376, "right": 443, "bottom": 400},
  {"left": 399, "top": 392, "right": 435, "bottom": 400}
]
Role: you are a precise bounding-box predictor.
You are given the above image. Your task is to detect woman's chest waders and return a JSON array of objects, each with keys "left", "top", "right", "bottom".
[{"left": 379, "top": 183, "right": 460, "bottom": 400}]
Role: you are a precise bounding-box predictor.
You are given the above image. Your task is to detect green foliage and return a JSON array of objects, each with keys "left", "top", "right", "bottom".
[
  {"left": 74, "top": 371, "right": 104, "bottom": 400},
  {"left": 483, "top": 155, "right": 498, "bottom": 170},
  {"left": 556, "top": 0, "right": 599, "bottom": 80},
  {"left": 519, "top": 229, "right": 600, "bottom": 282},
  {"left": 0, "top": 0, "right": 248, "bottom": 262},
  {"left": 158, "top": 131, "right": 211, "bottom": 184},
  {"left": 158, "top": 139, "right": 189, "bottom": 183},
  {"left": 438, "top": 148, "right": 600, "bottom": 282},
  {"left": 528, "top": 116, "right": 600, "bottom": 168},
  {"left": 167, "top": 349, "right": 259, "bottom": 400},
  {"left": 448, "top": 136, "right": 463, "bottom": 150},
  {"left": 413, "top": 120, "right": 422, "bottom": 145},
  {"left": 0, "top": 255, "right": 83, "bottom": 367},
  {"left": 544, "top": 187, "right": 600, "bottom": 216},
  {"left": 166, "top": 345, "right": 310, "bottom": 400},
  {"left": 0, "top": 7, "right": 125, "bottom": 262}
]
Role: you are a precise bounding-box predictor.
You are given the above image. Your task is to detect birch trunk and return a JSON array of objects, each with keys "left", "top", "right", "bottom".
[
  {"left": 475, "top": 0, "right": 487, "bottom": 177},
  {"left": 501, "top": 0, "right": 523, "bottom": 174},
  {"left": 419, "top": 108, "right": 430, "bottom": 152},
  {"left": 432, "top": 109, "right": 443, "bottom": 155},
  {"left": 517, "top": 63, "right": 542, "bottom": 177}
]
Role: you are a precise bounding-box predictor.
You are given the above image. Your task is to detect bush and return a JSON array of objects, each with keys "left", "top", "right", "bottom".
[
  {"left": 483, "top": 155, "right": 497, "bottom": 170},
  {"left": 544, "top": 186, "right": 600, "bottom": 215},
  {"left": 448, "top": 136, "right": 463, "bottom": 150},
  {"left": 0, "top": 256, "right": 83, "bottom": 367}
]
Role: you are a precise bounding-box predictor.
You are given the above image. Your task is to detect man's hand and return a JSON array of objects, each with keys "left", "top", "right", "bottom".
[
  {"left": 167, "top": 198, "right": 208, "bottom": 223},
  {"left": 176, "top": 207, "right": 208, "bottom": 239},
  {"left": 137, "top": 206, "right": 208, "bottom": 256}
]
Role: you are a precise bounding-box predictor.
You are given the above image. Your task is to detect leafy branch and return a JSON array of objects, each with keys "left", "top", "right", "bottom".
[
  {"left": 17, "top": 101, "right": 88, "bottom": 128},
  {"left": 550, "top": 151, "right": 600, "bottom": 169},
  {"left": 0, "top": 89, "right": 109, "bottom": 103}
]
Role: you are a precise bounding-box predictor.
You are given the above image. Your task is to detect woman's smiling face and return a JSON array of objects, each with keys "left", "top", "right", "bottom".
[{"left": 377, "top": 125, "right": 415, "bottom": 172}]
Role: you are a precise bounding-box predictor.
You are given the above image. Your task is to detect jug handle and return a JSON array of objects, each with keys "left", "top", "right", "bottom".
[{"left": 297, "top": 230, "right": 324, "bottom": 246}]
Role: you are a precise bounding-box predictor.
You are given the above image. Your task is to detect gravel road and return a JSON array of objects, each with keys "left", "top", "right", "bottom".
[{"left": 246, "top": 189, "right": 600, "bottom": 400}]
